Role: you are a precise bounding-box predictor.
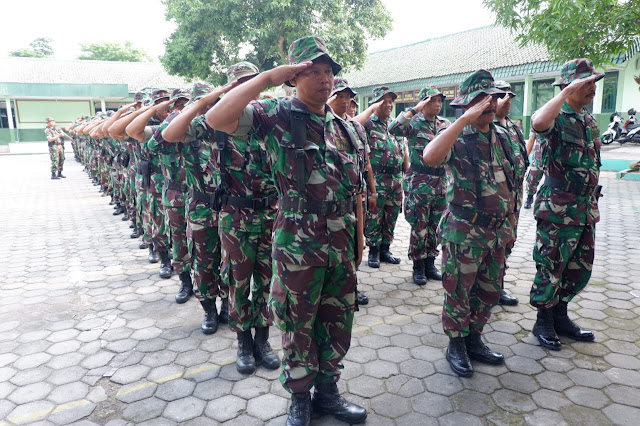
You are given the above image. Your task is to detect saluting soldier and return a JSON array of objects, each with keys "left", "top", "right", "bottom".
[{"left": 45, "top": 117, "right": 71, "bottom": 179}]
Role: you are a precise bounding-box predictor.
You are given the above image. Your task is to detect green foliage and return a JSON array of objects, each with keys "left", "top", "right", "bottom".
[
  {"left": 10, "top": 37, "right": 54, "bottom": 58},
  {"left": 78, "top": 41, "right": 151, "bottom": 62},
  {"left": 160, "top": 0, "right": 392, "bottom": 81},
  {"left": 483, "top": 0, "right": 640, "bottom": 67}
]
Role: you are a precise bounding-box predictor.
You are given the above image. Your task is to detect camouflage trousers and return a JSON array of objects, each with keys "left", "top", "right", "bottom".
[
  {"left": 165, "top": 203, "right": 190, "bottom": 274},
  {"left": 149, "top": 192, "right": 170, "bottom": 251},
  {"left": 365, "top": 176, "right": 402, "bottom": 247},
  {"left": 124, "top": 167, "right": 137, "bottom": 218},
  {"left": 525, "top": 163, "right": 544, "bottom": 197},
  {"left": 136, "top": 182, "right": 151, "bottom": 244},
  {"left": 530, "top": 220, "right": 595, "bottom": 309},
  {"left": 187, "top": 201, "right": 226, "bottom": 301},
  {"left": 270, "top": 260, "right": 356, "bottom": 394},
  {"left": 404, "top": 191, "right": 446, "bottom": 261},
  {"left": 441, "top": 240, "right": 505, "bottom": 338},
  {"left": 48, "top": 145, "right": 64, "bottom": 174},
  {"left": 220, "top": 223, "right": 273, "bottom": 333}
]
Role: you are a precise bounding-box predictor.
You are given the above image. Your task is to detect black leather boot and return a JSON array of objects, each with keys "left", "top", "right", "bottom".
[
  {"left": 524, "top": 193, "right": 534, "bottom": 209},
  {"left": 286, "top": 392, "right": 311, "bottom": 426},
  {"left": 200, "top": 299, "right": 219, "bottom": 334},
  {"left": 553, "top": 301, "right": 595, "bottom": 341},
  {"left": 122, "top": 211, "right": 130, "bottom": 221},
  {"left": 158, "top": 250, "right": 172, "bottom": 279},
  {"left": 219, "top": 297, "right": 229, "bottom": 324},
  {"left": 498, "top": 289, "right": 519, "bottom": 306},
  {"left": 148, "top": 245, "right": 159, "bottom": 263},
  {"left": 236, "top": 329, "right": 256, "bottom": 374},
  {"left": 57, "top": 171, "right": 66, "bottom": 178},
  {"left": 175, "top": 272, "right": 193, "bottom": 304},
  {"left": 533, "top": 308, "right": 562, "bottom": 350},
  {"left": 356, "top": 290, "right": 369, "bottom": 305},
  {"left": 139, "top": 240, "right": 148, "bottom": 249},
  {"left": 312, "top": 382, "right": 367, "bottom": 424},
  {"left": 367, "top": 246, "right": 380, "bottom": 268},
  {"left": 465, "top": 333, "right": 504, "bottom": 365},
  {"left": 109, "top": 196, "right": 115, "bottom": 205},
  {"left": 113, "top": 204, "right": 125, "bottom": 215},
  {"left": 412, "top": 259, "right": 427, "bottom": 285},
  {"left": 380, "top": 244, "right": 401, "bottom": 264},
  {"left": 131, "top": 228, "right": 141, "bottom": 239},
  {"left": 424, "top": 257, "right": 442, "bottom": 281},
  {"left": 446, "top": 336, "right": 473, "bottom": 377},
  {"left": 51, "top": 173, "right": 60, "bottom": 180},
  {"left": 129, "top": 220, "right": 136, "bottom": 229},
  {"left": 254, "top": 327, "right": 280, "bottom": 369}
]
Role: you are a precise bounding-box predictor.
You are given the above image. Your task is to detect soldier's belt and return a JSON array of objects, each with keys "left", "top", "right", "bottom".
[
  {"left": 448, "top": 204, "right": 507, "bottom": 229},
  {"left": 544, "top": 175, "right": 602, "bottom": 197},
  {"left": 279, "top": 195, "right": 355, "bottom": 216},
  {"left": 221, "top": 194, "right": 278, "bottom": 211},
  {"left": 372, "top": 165, "right": 403, "bottom": 175},
  {"left": 164, "top": 179, "right": 188, "bottom": 193},
  {"left": 409, "top": 164, "right": 445, "bottom": 176},
  {"left": 187, "top": 189, "right": 219, "bottom": 210}
]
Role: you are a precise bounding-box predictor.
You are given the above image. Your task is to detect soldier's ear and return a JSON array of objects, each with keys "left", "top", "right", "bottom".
[{"left": 289, "top": 75, "right": 298, "bottom": 88}]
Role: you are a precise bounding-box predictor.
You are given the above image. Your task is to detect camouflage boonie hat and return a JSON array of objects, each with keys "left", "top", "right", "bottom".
[
  {"left": 169, "top": 88, "right": 191, "bottom": 108},
  {"left": 186, "top": 82, "right": 215, "bottom": 106},
  {"left": 450, "top": 70, "right": 506, "bottom": 108},
  {"left": 151, "top": 89, "right": 170, "bottom": 104},
  {"left": 494, "top": 80, "right": 516, "bottom": 97},
  {"left": 350, "top": 98, "right": 359, "bottom": 107},
  {"left": 418, "top": 86, "right": 445, "bottom": 101},
  {"left": 134, "top": 91, "right": 150, "bottom": 104},
  {"left": 331, "top": 77, "right": 357, "bottom": 97},
  {"left": 553, "top": 58, "right": 604, "bottom": 87},
  {"left": 45, "top": 117, "right": 55, "bottom": 122},
  {"left": 370, "top": 86, "right": 397, "bottom": 104},
  {"left": 285, "top": 36, "right": 342, "bottom": 87},
  {"left": 227, "top": 61, "right": 259, "bottom": 84}
]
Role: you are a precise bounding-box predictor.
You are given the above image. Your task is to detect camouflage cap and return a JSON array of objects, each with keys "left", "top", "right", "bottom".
[
  {"left": 169, "top": 88, "right": 191, "bottom": 108},
  {"left": 418, "top": 86, "right": 446, "bottom": 101},
  {"left": 494, "top": 80, "right": 516, "bottom": 97},
  {"left": 553, "top": 58, "right": 604, "bottom": 87},
  {"left": 450, "top": 70, "right": 506, "bottom": 108},
  {"left": 134, "top": 91, "right": 150, "bottom": 104},
  {"left": 350, "top": 98, "right": 359, "bottom": 107},
  {"left": 285, "top": 36, "right": 342, "bottom": 87},
  {"left": 151, "top": 89, "right": 170, "bottom": 104},
  {"left": 331, "top": 77, "right": 357, "bottom": 97},
  {"left": 370, "top": 86, "right": 398, "bottom": 104},
  {"left": 186, "top": 82, "right": 215, "bottom": 106},
  {"left": 45, "top": 117, "right": 55, "bottom": 122},
  {"left": 227, "top": 61, "right": 259, "bottom": 84}
]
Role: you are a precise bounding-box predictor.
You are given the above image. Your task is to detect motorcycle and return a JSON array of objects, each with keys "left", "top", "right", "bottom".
[
  {"left": 601, "top": 109, "right": 640, "bottom": 144},
  {"left": 602, "top": 112, "right": 622, "bottom": 144}
]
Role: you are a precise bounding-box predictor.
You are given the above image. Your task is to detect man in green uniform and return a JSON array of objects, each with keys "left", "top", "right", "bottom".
[
  {"left": 45, "top": 117, "right": 71, "bottom": 179},
  {"left": 206, "top": 36, "right": 367, "bottom": 426},
  {"left": 423, "top": 70, "right": 515, "bottom": 377},
  {"left": 529, "top": 59, "right": 602, "bottom": 351}
]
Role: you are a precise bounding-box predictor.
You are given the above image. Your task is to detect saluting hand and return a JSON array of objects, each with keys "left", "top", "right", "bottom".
[
  {"left": 564, "top": 74, "right": 598, "bottom": 96},
  {"left": 461, "top": 96, "right": 492, "bottom": 124},
  {"left": 266, "top": 62, "right": 314, "bottom": 87},
  {"left": 414, "top": 96, "right": 432, "bottom": 113}
]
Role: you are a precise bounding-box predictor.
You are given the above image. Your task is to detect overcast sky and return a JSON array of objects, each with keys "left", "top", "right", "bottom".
[{"left": 3, "top": 0, "right": 495, "bottom": 60}]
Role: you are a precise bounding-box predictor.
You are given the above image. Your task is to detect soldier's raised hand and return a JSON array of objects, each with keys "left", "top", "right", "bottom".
[
  {"left": 461, "top": 95, "right": 493, "bottom": 123},
  {"left": 267, "top": 62, "right": 313, "bottom": 87}
]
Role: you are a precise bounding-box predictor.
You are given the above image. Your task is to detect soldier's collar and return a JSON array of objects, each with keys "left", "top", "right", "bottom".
[
  {"left": 291, "top": 97, "right": 335, "bottom": 123},
  {"left": 561, "top": 102, "right": 586, "bottom": 122},
  {"left": 463, "top": 121, "right": 497, "bottom": 136}
]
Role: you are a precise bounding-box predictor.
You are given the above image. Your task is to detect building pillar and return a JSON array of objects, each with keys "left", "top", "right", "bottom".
[
  {"left": 5, "top": 97, "right": 16, "bottom": 143},
  {"left": 522, "top": 75, "right": 534, "bottom": 136},
  {"left": 592, "top": 78, "right": 604, "bottom": 115},
  {"left": 100, "top": 98, "right": 106, "bottom": 113}
]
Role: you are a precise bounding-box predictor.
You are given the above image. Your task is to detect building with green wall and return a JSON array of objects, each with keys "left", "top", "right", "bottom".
[
  {"left": 0, "top": 57, "right": 189, "bottom": 145},
  {"left": 344, "top": 26, "right": 640, "bottom": 137}
]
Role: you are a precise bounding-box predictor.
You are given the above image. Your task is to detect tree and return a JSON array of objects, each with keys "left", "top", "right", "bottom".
[
  {"left": 483, "top": 0, "right": 640, "bottom": 67},
  {"left": 10, "top": 37, "right": 54, "bottom": 58},
  {"left": 160, "top": 0, "right": 392, "bottom": 83},
  {"left": 78, "top": 41, "right": 151, "bottom": 62}
]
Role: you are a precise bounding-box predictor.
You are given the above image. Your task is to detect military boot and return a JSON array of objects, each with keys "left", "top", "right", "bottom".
[
  {"left": 356, "top": 290, "right": 369, "bottom": 305},
  {"left": 286, "top": 392, "right": 311, "bottom": 426},
  {"left": 412, "top": 259, "right": 427, "bottom": 285},
  {"left": 254, "top": 327, "right": 280, "bottom": 369},
  {"left": 498, "top": 289, "right": 519, "bottom": 306},
  {"left": 57, "top": 171, "right": 66, "bottom": 178},
  {"left": 148, "top": 245, "right": 159, "bottom": 263},
  {"left": 131, "top": 227, "right": 141, "bottom": 238},
  {"left": 532, "top": 308, "right": 561, "bottom": 350},
  {"left": 51, "top": 173, "right": 60, "bottom": 180},
  {"left": 129, "top": 220, "right": 136, "bottom": 229},
  {"left": 219, "top": 297, "right": 229, "bottom": 324},
  {"left": 553, "top": 301, "right": 595, "bottom": 341},
  {"left": 465, "top": 333, "right": 504, "bottom": 365},
  {"left": 236, "top": 329, "right": 256, "bottom": 374},
  {"left": 113, "top": 204, "right": 125, "bottom": 215},
  {"left": 122, "top": 211, "right": 130, "bottom": 221},
  {"left": 367, "top": 246, "right": 380, "bottom": 268},
  {"left": 424, "top": 257, "right": 442, "bottom": 281},
  {"left": 139, "top": 240, "right": 148, "bottom": 249},
  {"left": 158, "top": 250, "right": 172, "bottom": 279},
  {"left": 524, "top": 193, "right": 534, "bottom": 209},
  {"left": 446, "top": 336, "right": 473, "bottom": 377},
  {"left": 380, "top": 244, "right": 401, "bottom": 264},
  {"left": 200, "top": 299, "right": 219, "bottom": 335},
  {"left": 175, "top": 272, "right": 193, "bottom": 304},
  {"left": 311, "top": 382, "right": 367, "bottom": 424}
]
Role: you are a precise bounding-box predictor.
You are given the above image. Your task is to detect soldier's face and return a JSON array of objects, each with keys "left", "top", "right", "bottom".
[
  {"left": 377, "top": 94, "right": 395, "bottom": 120},
  {"left": 465, "top": 93, "right": 498, "bottom": 127},
  {"left": 292, "top": 59, "right": 334, "bottom": 104},
  {"left": 496, "top": 95, "right": 512, "bottom": 117},
  {"left": 330, "top": 90, "right": 351, "bottom": 116},
  {"left": 565, "top": 79, "right": 597, "bottom": 106},
  {"left": 172, "top": 98, "right": 188, "bottom": 112},
  {"left": 423, "top": 96, "right": 443, "bottom": 118},
  {"left": 348, "top": 102, "right": 358, "bottom": 117}
]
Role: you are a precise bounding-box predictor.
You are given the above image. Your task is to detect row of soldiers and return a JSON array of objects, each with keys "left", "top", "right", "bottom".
[{"left": 53, "top": 35, "right": 601, "bottom": 426}]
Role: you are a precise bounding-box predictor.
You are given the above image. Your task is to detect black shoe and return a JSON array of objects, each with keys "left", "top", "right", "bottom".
[
  {"left": 553, "top": 302, "right": 595, "bottom": 341},
  {"left": 129, "top": 220, "right": 136, "bottom": 229},
  {"left": 219, "top": 297, "right": 229, "bottom": 324},
  {"left": 356, "top": 290, "right": 369, "bottom": 305},
  {"left": 138, "top": 240, "right": 148, "bottom": 249},
  {"left": 148, "top": 246, "right": 159, "bottom": 263},
  {"left": 312, "top": 382, "right": 367, "bottom": 424},
  {"left": 51, "top": 173, "right": 60, "bottom": 180},
  {"left": 446, "top": 337, "right": 473, "bottom": 377},
  {"left": 367, "top": 246, "right": 380, "bottom": 268},
  {"left": 236, "top": 329, "right": 256, "bottom": 373},
  {"left": 533, "top": 308, "right": 562, "bottom": 351},
  {"left": 109, "top": 197, "right": 115, "bottom": 205},
  {"left": 380, "top": 244, "right": 401, "bottom": 264},
  {"left": 287, "top": 392, "right": 311, "bottom": 426},
  {"left": 175, "top": 272, "right": 193, "bottom": 304},
  {"left": 131, "top": 229, "right": 141, "bottom": 239},
  {"left": 424, "top": 257, "right": 442, "bottom": 281},
  {"left": 113, "top": 204, "right": 125, "bottom": 215},
  {"left": 412, "top": 259, "right": 427, "bottom": 285},
  {"left": 200, "top": 299, "right": 219, "bottom": 335},
  {"left": 498, "top": 289, "right": 519, "bottom": 306},
  {"left": 158, "top": 250, "right": 172, "bottom": 278},
  {"left": 464, "top": 333, "right": 504, "bottom": 365},
  {"left": 254, "top": 327, "right": 280, "bottom": 369},
  {"left": 57, "top": 172, "right": 66, "bottom": 178},
  {"left": 122, "top": 212, "right": 130, "bottom": 221},
  {"left": 524, "top": 193, "right": 534, "bottom": 209}
]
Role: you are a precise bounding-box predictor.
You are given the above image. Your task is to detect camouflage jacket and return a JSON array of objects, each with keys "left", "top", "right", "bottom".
[
  {"left": 365, "top": 115, "right": 405, "bottom": 184},
  {"left": 440, "top": 123, "right": 516, "bottom": 248},
  {"left": 234, "top": 97, "right": 365, "bottom": 267},
  {"left": 529, "top": 133, "right": 548, "bottom": 168},
  {"left": 184, "top": 115, "right": 218, "bottom": 226},
  {"left": 494, "top": 116, "right": 529, "bottom": 211},
  {"left": 148, "top": 111, "right": 186, "bottom": 207},
  {"left": 389, "top": 112, "right": 450, "bottom": 196},
  {"left": 44, "top": 125, "right": 63, "bottom": 146},
  {"left": 534, "top": 103, "right": 601, "bottom": 225}
]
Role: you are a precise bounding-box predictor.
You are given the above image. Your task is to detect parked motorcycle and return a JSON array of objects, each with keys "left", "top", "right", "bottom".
[
  {"left": 601, "top": 109, "right": 640, "bottom": 144},
  {"left": 602, "top": 112, "right": 622, "bottom": 144}
]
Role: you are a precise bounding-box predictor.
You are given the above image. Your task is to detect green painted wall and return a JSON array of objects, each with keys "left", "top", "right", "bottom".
[
  {"left": 0, "top": 82, "right": 128, "bottom": 98},
  {"left": 16, "top": 100, "right": 92, "bottom": 129}
]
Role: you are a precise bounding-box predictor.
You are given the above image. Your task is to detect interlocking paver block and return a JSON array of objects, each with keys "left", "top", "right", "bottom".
[
  {"left": 371, "top": 393, "right": 411, "bottom": 418},
  {"left": 246, "top": 393, "right": 288, "bottom": 421},
  {"left": 232, "top": 376, "right": 270, "bottom": 399},
  {"left": 163, "top": 396, "right": 206, "bottom": 422},
  {"left": 204, "top": 395, "right": 247, "bottom": 422}
]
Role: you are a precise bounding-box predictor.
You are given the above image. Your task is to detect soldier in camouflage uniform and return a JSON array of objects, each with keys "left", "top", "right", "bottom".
[
  {"left": 523, "top": 133, "right": 547, "bottom": 209},
  {"left": 389, "top": 86, "right": 450, "bottom": 285},
  {"left": 423, "top": 70, "right": 514, "bottom": 377},
  {"left": 529, "top": 59, "right": 602, "bottom": 351},
  {"left": 45, "top": 117, "right": 71, "bottom": 179},
  {"left": 207, "top": 36, "right": 367, "bottom": 426},
  {"left": 354, "top": 87, "right": 408, "bottom": 269}
]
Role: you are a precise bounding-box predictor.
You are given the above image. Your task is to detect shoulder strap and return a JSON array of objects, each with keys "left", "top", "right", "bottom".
[
  {"left": 462, "top": 132, "right": 483, "bottom": 211},
  {"left": 291, "top": 110, "right": 308, "bottom": 195},
  {"left": 189, "top": 140, "right": 206, "bottom": 190},
  {"left": 495, "top": 127, "right": 515, "bottom": 192},
  {"left": 215, "top": 130, "right": 228, "bottom": 189}
]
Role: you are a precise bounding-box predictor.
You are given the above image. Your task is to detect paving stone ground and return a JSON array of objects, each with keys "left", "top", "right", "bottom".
[{"left": 1, "top": 152, "right": 640, "bottom": 426}]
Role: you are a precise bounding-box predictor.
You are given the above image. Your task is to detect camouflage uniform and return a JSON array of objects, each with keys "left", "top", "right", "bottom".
[
  {"left": 525, "top": 134, "right": 547, "bottom": 199},
  {"left": 45, "top": 121, "right": 65, "bottom": 176}
]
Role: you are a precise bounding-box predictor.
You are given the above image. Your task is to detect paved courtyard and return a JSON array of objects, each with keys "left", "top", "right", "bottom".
[{"left": 1, "top": 152, "right": 640, "bottom": 426}]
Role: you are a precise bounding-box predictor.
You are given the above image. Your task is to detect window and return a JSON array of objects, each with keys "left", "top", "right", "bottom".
[
  {"left": 533, "top": 79, "right": 555, "bottom": 112},
  {"left": 510, "top": 82, "right": 524, "bottom": 117},
  {"left": 601, "top": 72, "right": 618, "bottom": 113}
]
